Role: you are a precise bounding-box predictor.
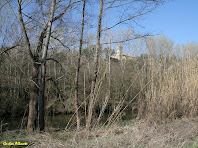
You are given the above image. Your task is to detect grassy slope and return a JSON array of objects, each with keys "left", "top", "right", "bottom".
[{"left": 1, "top": 117, "right": 198, "bottom": 148}]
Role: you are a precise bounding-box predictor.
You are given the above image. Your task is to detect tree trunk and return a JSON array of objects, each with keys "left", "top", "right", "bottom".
[
  {"left": 39, "top": 0, "right": 56, "bottom": 131},
  {"left": 27, "top": 64, "right": 39, "bottom": 132},
  {"left": 74, "top": 0, "right": 86, "bottom": 131},
  {"left": 86, "top": 0, "right": 103, "bottom": 131},
  {"left": 18, "top": 0, "right": 39, "bottom": 132}
]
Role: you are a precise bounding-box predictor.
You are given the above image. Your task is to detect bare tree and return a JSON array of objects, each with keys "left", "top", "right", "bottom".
[
  {"left": 18, "top": 0, "right": 40, "bottom": 132},
  {"left": 85, "top": 0, "right": 164, "bottom": 131},
  {"left": 18, "top": 0, "right": 81, "bottom": 132},
  {"left": 86, "top": 0, "right": 104, "bottom": 131},
  {"left": 74, "top": 0, "right": 86, "bottom": 131}
]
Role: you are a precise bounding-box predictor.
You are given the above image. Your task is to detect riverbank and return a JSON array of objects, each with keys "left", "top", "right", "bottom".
[{"left": 1, "top": 117, "right": 198, "bottom": 148}]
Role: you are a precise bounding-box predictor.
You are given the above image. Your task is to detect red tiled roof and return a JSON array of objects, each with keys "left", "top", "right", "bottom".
[{"left": 122, "top": 53, "right": 135, "bottom": 58}]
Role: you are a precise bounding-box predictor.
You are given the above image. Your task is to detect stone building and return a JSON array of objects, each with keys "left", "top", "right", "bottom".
[{"left": 110, "top": 44, "right": 135, "bottom": 60}]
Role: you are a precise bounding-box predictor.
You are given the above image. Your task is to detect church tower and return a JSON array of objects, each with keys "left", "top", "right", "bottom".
[{"left": 117, "top": 44, "right": 123, "bottom": 60}]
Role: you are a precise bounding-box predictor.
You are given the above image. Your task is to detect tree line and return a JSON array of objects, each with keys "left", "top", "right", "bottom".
[{"left": 3, "top": 0, "right": 198, "bottom": 133}]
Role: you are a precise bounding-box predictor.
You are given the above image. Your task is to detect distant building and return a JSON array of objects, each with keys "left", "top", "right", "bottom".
[{"left": 110, "top": 44, "right": 135, "bottom": 60}]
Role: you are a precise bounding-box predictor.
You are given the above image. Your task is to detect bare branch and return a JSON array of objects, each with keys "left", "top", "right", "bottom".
[
  {"left": 102, "top": 34, "right": 153, "bottom": 44},
  {"left": 53, "top": 0, "right": 82, "bottom": 22},
  {"left": 18, "top": 0, "right": 34, "bottom": 60},
  {"left": 45, "top": 77, "right": 66, "bottom": 110},
  {"left": 22, "top": 12, "right": 43, "bottom": 26},
  {"left": 104, "top": 0, "right": 122, "bottom": 5},
  {"left": 35, "top": 0, "right": 81, "bottom": 55},
  {"left": 46, "top": 57, "right": 62, "bottom": 66},
  {"left": 51, "top": 35, "right": 71, "bottom": 50},
  {"left": 103, "top": 0, "right": 135, "bottom": 12},
  {"left": 21, "top": 0, "right": 33, "bottom": 10},
  {"left": 3, "top": 50, "right": 40, "bottom": 89},
  {"left": 102, "top": 3, "right": 157, "bottom": 32},
  {"left": 103, "top": 0, "right": 116, "bottom": 12},
  {"left": 37, "top": 0, "right": 46, "bottom": 25},
  {"left": 0, "top": 44, "right": 21, "bottom": 55},
  {"left": 0, "top": 0, "right": 11, "bottom": 11}
]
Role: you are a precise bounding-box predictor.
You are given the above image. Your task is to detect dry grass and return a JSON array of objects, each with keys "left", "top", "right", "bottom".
[
  {"left": 74, "top": 117, "right": 198, "bottom": 148},
  {"left": 137, "top": 39, "right": 198, "bottom": 122},
  {"left": 1, "top": 117, "right": 198, "bottom": 148},
  {"left": 0, "top": 130, "right": 70, "bottom": 148}
]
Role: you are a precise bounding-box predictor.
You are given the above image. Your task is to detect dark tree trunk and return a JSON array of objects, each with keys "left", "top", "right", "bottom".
[
  {"left": 18, "top": 0, "right": 39, "bottom": 132},
  {"left": 39, "top": 0, "right": 56, "bottom": 131},
  {"left": 27, "top": 65, "right": 39, "bottom": 132}
]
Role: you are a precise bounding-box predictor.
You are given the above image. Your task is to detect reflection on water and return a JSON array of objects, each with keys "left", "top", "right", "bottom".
[
  {"left": 0, "top": 114, "right": 76, "bottom": 131},
  {"left": 0, "top": 111, "right": 135, "bottom": 131},
  {"left": 46, "top": 114, "right": 75, "bottom": 129},
  {"left": 0, "top": 117, "right": 23, "bottom": 131}
]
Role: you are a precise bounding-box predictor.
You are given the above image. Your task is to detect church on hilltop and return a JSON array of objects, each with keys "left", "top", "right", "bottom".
[{"left": 110, "top": 44, "right": 135, "bottom": 60}]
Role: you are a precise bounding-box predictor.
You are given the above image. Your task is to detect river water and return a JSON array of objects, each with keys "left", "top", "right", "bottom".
[{"left": 0, "top": 111, "right": 135, "bottom": 131}]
